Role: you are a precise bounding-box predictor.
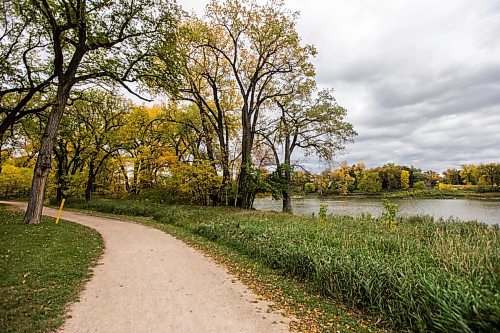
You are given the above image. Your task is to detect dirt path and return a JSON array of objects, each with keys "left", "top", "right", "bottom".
[{"left": 5, "top": 202, "right": 289, "bottom": 333}]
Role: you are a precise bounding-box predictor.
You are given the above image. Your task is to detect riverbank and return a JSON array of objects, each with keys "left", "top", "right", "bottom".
[
  {"left": 0, "top": 204, "right": 103, "bottom": 332},
  {"left": 66, "top": 199, "right": 499, "bottom": 332},
  {"left": 288, "top": 189, "right": 500, "bottom": 200}
]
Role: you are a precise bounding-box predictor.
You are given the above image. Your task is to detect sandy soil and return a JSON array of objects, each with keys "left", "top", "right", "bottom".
[{"left": 5, "top": 202, "right": 290, "bottom": 333}]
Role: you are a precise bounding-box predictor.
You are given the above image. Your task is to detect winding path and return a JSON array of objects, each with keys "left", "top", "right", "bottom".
[{"left": 5, "top": 202, "right": 289, "bottom": 333}]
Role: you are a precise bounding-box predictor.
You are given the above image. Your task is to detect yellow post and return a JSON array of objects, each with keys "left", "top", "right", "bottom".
[{"left": 55, "top": 198, "right": 65, "bottom": 224}]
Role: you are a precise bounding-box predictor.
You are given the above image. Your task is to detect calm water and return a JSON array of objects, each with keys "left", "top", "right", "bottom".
[{"left": 253, "top": 197, "right": 500, "bottom": 225}]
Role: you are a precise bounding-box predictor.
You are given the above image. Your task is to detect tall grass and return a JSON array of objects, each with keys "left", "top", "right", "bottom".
[{"left": 69, "top": 199, "right": 500, "bottom": 332}]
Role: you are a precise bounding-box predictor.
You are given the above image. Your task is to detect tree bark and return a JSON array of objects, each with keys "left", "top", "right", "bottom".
[
  {"left": 85, "top": 161, "right": 95, "bottom": 201},
  {"left": 23, "top": 86, "right": 69, "bottom": 224},
  {"left": 119, "top": 163, "right": 131, "bottom": 193},
  {"left": 237, "top": 115, "right": 253, "bottom": 209},
  {"left": 0, "top": 133, "right": 4, "bottom": 173},
  {"left": 282, "top": 134, "right": 293, "bottom": 213},
  {"left": 55, "top": 149, "right": 65, "bottom": 203}
]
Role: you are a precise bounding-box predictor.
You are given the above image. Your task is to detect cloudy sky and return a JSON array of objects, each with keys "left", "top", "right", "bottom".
[{"left": 179, "top": 0, "right": 500, "bottom": 172}]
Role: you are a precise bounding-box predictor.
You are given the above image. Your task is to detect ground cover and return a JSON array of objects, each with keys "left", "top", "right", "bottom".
[
  {"left": 67, "top": 198, "right": 500, "bottom": 332},
  {"left": 0, "top": 205, "right": 103, "bottom": 333}
]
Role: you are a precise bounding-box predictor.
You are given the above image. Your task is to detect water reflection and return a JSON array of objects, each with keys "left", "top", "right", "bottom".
[{"left": 253, "top": 197, "right": 500, "bottom": 225}]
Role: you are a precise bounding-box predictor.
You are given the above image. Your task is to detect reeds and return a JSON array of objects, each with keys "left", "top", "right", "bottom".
[{"left": 71, "top": 199, "right": 499, "bottom": 331}]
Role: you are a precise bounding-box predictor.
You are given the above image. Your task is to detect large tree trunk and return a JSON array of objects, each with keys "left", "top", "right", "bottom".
[
  {"left": 282, "top": 165, "right": 293, "bottom": 213},
  {"left": 55, "top": 150, "right": 65, "bottom": 203},
  {"left": 24, "top": 87, "right": 69, "bottom": 224},
  {"left": 85, "top": 161, "right": 95, "bottom": 202},
  {"left": 282, "top": 135, "right": 293, "bottom": 213},
  {"left": 119, "top": 163, "right": 131, "bottom": 193},
  {"left": 237, "top": 120, "right": 253, "bottom": 209},
  {"left": 0, "top": 133, "right": 4, "bottom": 173}
]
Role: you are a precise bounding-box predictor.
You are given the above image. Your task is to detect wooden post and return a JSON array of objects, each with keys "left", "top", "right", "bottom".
[{"left": 55, "top": 199, "right": 65, "bottom": 224}]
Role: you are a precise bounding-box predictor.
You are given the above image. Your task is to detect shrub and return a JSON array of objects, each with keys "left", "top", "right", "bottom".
[
  {"left": 413, "top": 181, "right": 426, "bottom": 190},
  {"left": 304, "top": 182, "right": 316, "bottom": 193},
  {"left": 438, "top": 183, "right": 457, "bottom": 191},
  {"left": 0, "top": 165, "right": 33, "bottom": 198}
]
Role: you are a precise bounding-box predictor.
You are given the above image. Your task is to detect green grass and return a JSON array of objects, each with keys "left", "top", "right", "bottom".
[
  {"left": 0, "top": 204, "right": 103, "bottom": 333},
  {"left": 64, "top": 201, "right": 381, "bottom": 332},
  {"left": 69, "top": 198, "right": 500, "bottom": 332}
]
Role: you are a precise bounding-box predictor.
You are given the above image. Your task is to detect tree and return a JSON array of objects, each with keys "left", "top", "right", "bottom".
[
  {"left": 65, "top": 91, "right": 130, "bottom": 201},
  {"left": 401, "top": 170, "right": 410, "bottom": 190},
  {"left": 357, "top": 170, "right": 382, "bottom": 193},
  {"left": 425, "top": 170, "right": 442, "bottom": 187},
  {"left": 443, "top": 168, "right": 462, "bottom": 185},
  {"left": 118, "top": 105, "right": 177, "bottom": 194},
  {"left": 261, "top": 88, "right": 356, "bottom": 212},
  {"left": 477, "top": 163, "right": 500, "bottom": 190},
  {"left": 460, "top": 164, "right": 479, "bottom": 185},
  {"left": 194, "top": 0, "right": 316, "bottom": 209},
  {"left": 377, "top": 164, "right": 403, "bottom": 190},
  {"left": 329, "top": 162, "right": 355, "bottom": 195},
  {"left": 22, "top": 0, "right": 181, "bottom": 224},
  {"left": 0, "top": 1, "right": 55, "bottom": 171},
  {"left": 172, "top": 19, "right": 240, "bottom": 198}
]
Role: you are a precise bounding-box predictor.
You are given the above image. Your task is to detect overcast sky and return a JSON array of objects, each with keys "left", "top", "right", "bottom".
[{"left": 178, "top": 0, "right": 500, "bottom": 172}]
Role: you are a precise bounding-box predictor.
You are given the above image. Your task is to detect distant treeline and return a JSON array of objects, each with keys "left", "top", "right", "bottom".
[{"left": 292, "top": 162, "right": 500, "bottom": 195}]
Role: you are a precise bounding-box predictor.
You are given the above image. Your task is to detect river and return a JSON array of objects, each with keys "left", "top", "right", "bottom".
[{"left": 253, "top": 197, "right": 500, "bottom": 226}]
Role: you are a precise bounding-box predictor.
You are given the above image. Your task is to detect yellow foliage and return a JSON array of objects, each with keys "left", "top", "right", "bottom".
[
  {"left": 438, "top": 183, "right": 457, "bottom": 191},
  {"left": 401, "top": 170, "right": 410, "bottom": 190},
  {"left": 0, "top": 165, "right": 33, "bottom": 198}
]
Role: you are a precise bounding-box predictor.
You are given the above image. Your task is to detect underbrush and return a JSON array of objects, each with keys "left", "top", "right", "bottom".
[{"left": 68, "top": 199, "right": 500, "bottom": 332}]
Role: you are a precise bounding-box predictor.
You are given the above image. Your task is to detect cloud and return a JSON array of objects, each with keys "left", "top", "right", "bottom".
[
  {"left": 286, "top": 0, "right": 500, "bottom": 171},
  {"left": 179, "top": 0, "right": 500, "bottom": 172}
]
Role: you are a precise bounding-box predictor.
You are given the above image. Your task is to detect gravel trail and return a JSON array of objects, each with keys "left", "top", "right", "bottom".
[{"left": 4, "top": 202, "right": 289, "bottom": 333}]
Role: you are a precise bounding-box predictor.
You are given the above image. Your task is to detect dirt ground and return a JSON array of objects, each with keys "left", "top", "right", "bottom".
[{"left": 6, "top": 202, "right": 289, "bottom": 333}]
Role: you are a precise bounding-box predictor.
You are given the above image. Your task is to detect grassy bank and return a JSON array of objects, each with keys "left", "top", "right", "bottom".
[
  {"left": 67, "top": 199, "right": 500, "bottom": 332},
  {"left": 0, "top": 205, "right": 103, "bottom": 333},
  {"left": 305, "top": 189, "right": 500, "bottom": 200},
  {"left": 382, "top": 189, "right": 500, "bottom": 199}
]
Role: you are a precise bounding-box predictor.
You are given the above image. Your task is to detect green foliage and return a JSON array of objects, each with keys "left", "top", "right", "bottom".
[
  {"left": 477, "top": 163, "right": 500, "bottom": 191},
  {"left": 318, "top": 204, "right": 328, "bottom": 220},
  {"left": 460, "top": 164, "right": 480, "bottom": 185},
  {"left": 413, "top": 181, "right": 426, "bottom": 190},
  {"left": 443, "top": 168, "right": 463, "bottom": 185},
  {"left": 377, "top": 164, "right": 403, "bottom": 190},
  {"left": 72, "top": 199, "right": 500, "bottom": 332},
  {"left": 239, "top": 163, "right": 272, "bottom": 203},
  {"left": 267, "top": 163, "right": 291, "bottom": 200},
  {"left": 357, "top": 171, "right": 382, "bottom": 193},
  {"left": 0, "top": 164, "right": 33, "bottom": 198},
  {"left": 0, "top": 205, "right": 103, "bottom": 332},
  {"left": 165, "top": 161, "right": 222, "bottom": 205},
  {"left": 303, "top": 182, "right": 316, "bottom": 193},
  {"left": 381, "top": 200, "right": 398, "bottom": 228}
]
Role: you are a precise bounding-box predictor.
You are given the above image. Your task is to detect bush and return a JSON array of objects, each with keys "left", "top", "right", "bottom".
[
  {"left": 413, "top": 181, "right": 426, "bottom": 190},
  {"left": 438, "top": 183, "right": 457, "bottom": 191},
  {"left": 0, "top": 165, "right": 33, "bottom": 198},
  {"left": 303, "top": 182, "right": 316, "bottom": 193}
]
